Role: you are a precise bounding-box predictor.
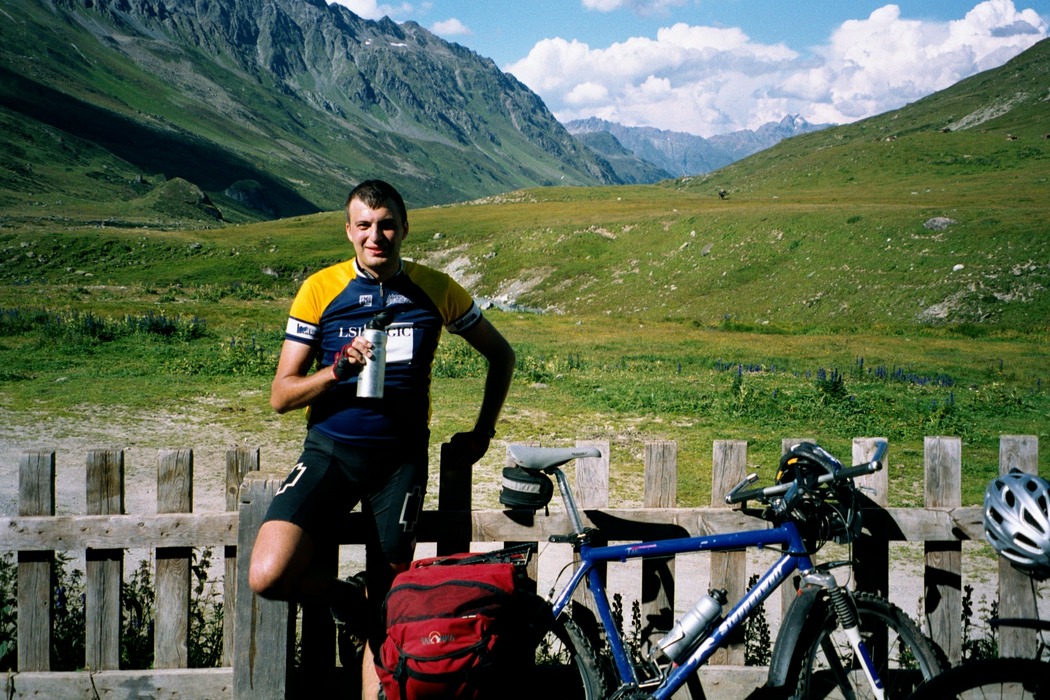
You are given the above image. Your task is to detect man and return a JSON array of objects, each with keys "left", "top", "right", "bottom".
[{"left": 248, "top": 179, "right": 515, "bottom": 697}]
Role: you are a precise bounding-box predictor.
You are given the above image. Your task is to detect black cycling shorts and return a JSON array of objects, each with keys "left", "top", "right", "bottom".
[{"left": 263, "top": 428, "right": 428, "bottom": 564}]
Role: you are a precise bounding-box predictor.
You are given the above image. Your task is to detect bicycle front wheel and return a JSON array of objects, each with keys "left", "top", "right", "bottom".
[
  {"left": 790, "top": 591, "right": 944, "bottom": 699},
  {"left": 526, "top": 613, "right": 611, "bottom": 699},
  {"left": 907, "top": 657, "right": 1049, "bottom": 699}
]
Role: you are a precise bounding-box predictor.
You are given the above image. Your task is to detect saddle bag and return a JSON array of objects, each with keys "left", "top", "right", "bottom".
[{"left": 377, "top": 546, "right": 542, "bottom": 699}]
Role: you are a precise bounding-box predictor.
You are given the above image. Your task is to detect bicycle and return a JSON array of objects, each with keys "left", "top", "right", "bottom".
[
  {"left": 506, "top": 440, "right": 945, "bottom": 699},
  {"left": 904, "top": 468, "right": 1050, "bottom": 700}
]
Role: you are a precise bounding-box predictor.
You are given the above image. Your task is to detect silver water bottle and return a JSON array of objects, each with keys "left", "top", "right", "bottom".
[
  {"left": 654, "top": 588, "right": 727, "bottom": 662},
  {"left": 356, "top": 311, "right": 393, "bottom": 398}
]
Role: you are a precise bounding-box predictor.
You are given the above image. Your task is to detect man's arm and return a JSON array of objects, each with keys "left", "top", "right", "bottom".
[
  {"left": 459, "top": 316, "right": 515, "bottom": 436},
  {"left": 270, "top": 339, "right": 337, "bottom": 413}
]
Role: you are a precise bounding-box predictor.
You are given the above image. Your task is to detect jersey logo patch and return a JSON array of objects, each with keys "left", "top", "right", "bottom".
[
  {"left": 286, "top": 317, "right": 318, "bottom": 341},
  {"left": 358, "top": 294, "right": 374, "bottom": 307}
]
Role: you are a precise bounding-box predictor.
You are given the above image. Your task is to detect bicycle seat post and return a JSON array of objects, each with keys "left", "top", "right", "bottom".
[{"left": 550, "top": 467, "right": 587, "bottom": 535}]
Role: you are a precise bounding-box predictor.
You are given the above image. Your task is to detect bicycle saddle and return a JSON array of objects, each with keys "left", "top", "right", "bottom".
[{"left": 508, "top": 445, "right": 602, "bottom": 471}]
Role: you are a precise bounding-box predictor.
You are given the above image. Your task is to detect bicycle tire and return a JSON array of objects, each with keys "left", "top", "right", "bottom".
[
  {"left": 907, "top": 657, "right": 1050, "bottom": 699},
  {"left": 788, "top": 591, "right": 945, "bottom": 699},
  {"left": 527, "top": 613, "right": 611, "bottom": 699}
]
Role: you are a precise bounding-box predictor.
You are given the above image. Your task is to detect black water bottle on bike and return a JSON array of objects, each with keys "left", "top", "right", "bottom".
[{"left": 654, "top": 588, "right": 727, "bottom": 662}]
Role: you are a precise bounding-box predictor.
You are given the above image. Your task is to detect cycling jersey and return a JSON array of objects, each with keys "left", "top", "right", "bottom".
[{"left": 284, "top": 258, "right": 483, "bottom": 445}]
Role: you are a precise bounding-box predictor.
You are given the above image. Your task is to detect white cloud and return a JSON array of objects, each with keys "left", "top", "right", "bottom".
[
  {"left": 431, "top": 18, "right": 472, "bottom": 37},
  {"left": 582, "top": 0, "right": 687, "bottom": 14},
  {"left": 328, "top": 0, "right": 416, "bottom": 21},
  {"left": 508, "top": 1, "right": 1048, "bottom": 136}
]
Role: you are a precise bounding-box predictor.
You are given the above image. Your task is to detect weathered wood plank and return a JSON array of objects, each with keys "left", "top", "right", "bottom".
[
  {"left": 642, "top": 441, "right": 676, "bottom": 651},
  {"left": 436, "top": 441, "right": 472, "bottom": 556},
  {"left": 1, "top": 513, "right": 240, "bottom": 549},
  {"left": 224, "top": 446, "right": 260, "bottom": 668},
  {"left": 17, "top": 450, "right": 55, "bottom": 672},
  {"left": 710, "top": 439, "right": 746, "bottom": 666},
  {"left": 233, "top": 476, "right": 293, "bottom": 700},
  {"left": 573, "top": 440, "right": 610, "bottom": 613},
  {"left": 0, "top": 504, "right": 988, "bottom": 552},
  {"left": 155, "top": 448, "right": 193, "bottom": 669},
  {"left": 924, "top": 436, "right": 963, "bottom": 665},
  {"left": 86, "top": 449, "right": 124, "bottom": 671},
  {"left": 779, "top": 437, "right": 813, "bottom": 630},
  {"left": 4, "top": 668, "right": 233, "bottom": 699},
  {"left": 996, "top": 434, "right": 1039, "bottom": 659},
  {"left": 853, "top": 438, "right": 890, "bottom": 599}
]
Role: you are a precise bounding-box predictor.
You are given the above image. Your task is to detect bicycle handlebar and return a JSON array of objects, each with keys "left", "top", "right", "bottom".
[{"left": 725, "top": 441, "right": 886, "bottom": 505}]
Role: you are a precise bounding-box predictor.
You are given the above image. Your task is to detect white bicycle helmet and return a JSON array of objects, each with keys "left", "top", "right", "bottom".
[{"left": 983, "top": 469, "right": 1050, "bottom": 579}]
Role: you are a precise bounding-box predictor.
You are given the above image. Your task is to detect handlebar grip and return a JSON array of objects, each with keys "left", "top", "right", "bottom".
[
  {"left": 836, "top": 462, "right": 881, "bottom": 480},
  {"left": 726, "top": 486, "right": 768, "bottom": 504}
]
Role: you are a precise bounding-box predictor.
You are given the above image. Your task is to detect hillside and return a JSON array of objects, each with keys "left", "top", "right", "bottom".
[
  {"left": 0, "top": 0, "right": 616, "bottom": 224},
  {"left": 1, "top": 34, "right": 1048, "bottom": 332}
]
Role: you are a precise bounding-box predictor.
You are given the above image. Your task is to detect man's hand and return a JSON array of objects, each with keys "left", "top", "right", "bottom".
[
  {"left": 447, "top": 430, "right": 492, "bottom": 465},
  {"left": 333, "top": 343, "right": 357, "bottom": 380}
]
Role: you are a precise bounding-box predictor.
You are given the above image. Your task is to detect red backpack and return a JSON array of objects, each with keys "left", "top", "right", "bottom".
[{"left": 377, "top": 548, "right": 541, "bottom": 700}]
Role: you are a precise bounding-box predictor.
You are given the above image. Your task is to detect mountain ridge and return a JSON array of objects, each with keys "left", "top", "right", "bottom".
[
  {"left": 0, "top": 0, "right": 617, "bottom": 221},
  {"left": 566, "top": 114, "right": 831, "bottom": 181}
]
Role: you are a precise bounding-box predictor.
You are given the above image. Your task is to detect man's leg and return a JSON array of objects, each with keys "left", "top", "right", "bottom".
[
  {"left": 248, "top": 519, "right": 322, "bottom": 600},
  {"left": 362, "top": 560, "right": 410, "bottom": 700}
]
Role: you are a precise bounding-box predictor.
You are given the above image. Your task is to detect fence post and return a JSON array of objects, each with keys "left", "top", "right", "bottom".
[
  {"left": 711, "top": 440, "right": 747, "bottom": 665},
  {"left": 779, "top": 438, "right": 813, "bottom": 629},
  {"left": 504, "top": 441, "right": 541, "bottom": 584},
  {"left": 853, "top": 437, "right": 890, "bottom": 598},
  {"left": 17, "top": 450, "right": 55, "bottom": 672},
  {"left": 437, "top": 442, "right": 473, "bottom": 556},
  {"left": 642, "top": 441, "right": 677, "bottom": 651},
  {"left": 224, "top": 446, "right": 260, "bottom": 666},
  {"left": 234, "top": 474, "right": 294, "bottom": 699},
  {"left": 997, "top": 435, "right": 1039, "bottom": 658},
  {"left": 85, "top": 449, "right": 124, "bottom": 671},
  {"left": 924, "top": 436, "right": 962, "bottom": 665},
  {"left": 575, "top": 440, "right": 610, "bottom": 612},
  {"left": 155, "top": 448, "right": 193, "bottom": 668}
]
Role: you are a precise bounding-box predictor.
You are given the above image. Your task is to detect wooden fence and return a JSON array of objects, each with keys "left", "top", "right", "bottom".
[{"left": 0, "top": 435, "right": 1041, "bottom": 699}]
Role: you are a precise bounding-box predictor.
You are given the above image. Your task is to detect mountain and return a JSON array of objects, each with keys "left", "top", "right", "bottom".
[
  {"left": 0, "top": 0, "right": 617, "bottom": 224},
  {"left": 566, "top": 115, "right": 831, "bottom": 181},
  {"left": 572, "top": 131, "right": 674, "bottom": 184}
]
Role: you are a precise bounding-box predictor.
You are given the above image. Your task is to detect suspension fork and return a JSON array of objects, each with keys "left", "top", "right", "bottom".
[{"left": 802, "top": 570, "right": 886, "bottom": 700}]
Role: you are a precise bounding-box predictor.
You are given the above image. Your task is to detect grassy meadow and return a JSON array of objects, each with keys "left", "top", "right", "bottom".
[{"left": 2, "top": 174, "right": 1047, "bottom": 510}]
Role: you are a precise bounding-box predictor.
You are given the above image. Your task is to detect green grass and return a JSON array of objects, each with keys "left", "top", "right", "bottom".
[
  {"left": 2, "top": 40, "right": 1047, "bottom": 512},
  {"left": 1, "top": 301, "right": 1044, "bottom": 509}
]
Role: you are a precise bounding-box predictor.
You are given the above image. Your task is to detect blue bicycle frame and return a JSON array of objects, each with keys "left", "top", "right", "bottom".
[{"left": 549, "top": 519, "right": 813, "bottom": 700}]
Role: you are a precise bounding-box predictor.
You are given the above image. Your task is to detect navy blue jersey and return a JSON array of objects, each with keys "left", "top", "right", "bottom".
[{"left": 284, "top": 258, "right": 482, "bottom": 445}]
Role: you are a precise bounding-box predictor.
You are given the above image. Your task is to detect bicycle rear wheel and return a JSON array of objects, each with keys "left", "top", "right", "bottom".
[
  {"left": 525, "top": 612, "right": 611, "bottom": 699},
  {"left": 907, "top": 658, "right": 1049, "bottom": 699},
  {"left": 790, "top": 591, "right": 944, "bottom": 699}
]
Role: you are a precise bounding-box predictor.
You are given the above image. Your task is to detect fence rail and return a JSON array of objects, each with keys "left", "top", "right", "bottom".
[{"left": 0, "top": 435, "right": 1041, "bottom": 699}]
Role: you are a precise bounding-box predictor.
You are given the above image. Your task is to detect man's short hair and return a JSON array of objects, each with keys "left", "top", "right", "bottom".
[{"left": 345, "top": 180, "right": 408, "bottom": 226}]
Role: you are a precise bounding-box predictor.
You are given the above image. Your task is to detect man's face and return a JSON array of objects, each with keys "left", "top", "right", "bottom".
[{"left": 346, "top": 198, "right": 407, "bottom": 280}]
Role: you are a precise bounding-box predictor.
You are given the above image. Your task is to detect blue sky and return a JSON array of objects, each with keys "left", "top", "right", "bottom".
[{"left": 332, "top": 1, "right": 1049, "bottom": 136}]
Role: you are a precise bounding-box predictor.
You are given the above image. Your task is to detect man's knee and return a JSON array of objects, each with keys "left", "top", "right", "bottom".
[{"left": 248, "top": 520, "right": 309, "bottom": 600}]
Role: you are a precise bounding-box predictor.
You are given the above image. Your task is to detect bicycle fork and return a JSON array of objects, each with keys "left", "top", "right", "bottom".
[{"left": 803, "top": 570, "right": 886, "bottom": 700}]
